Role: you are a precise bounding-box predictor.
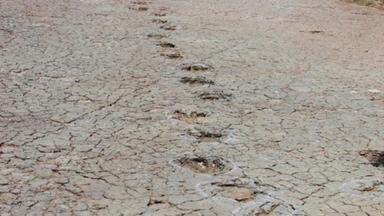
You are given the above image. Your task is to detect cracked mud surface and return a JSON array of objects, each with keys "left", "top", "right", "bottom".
[{"left": 1, "top": 0, "right": 384, "bottom": 215}]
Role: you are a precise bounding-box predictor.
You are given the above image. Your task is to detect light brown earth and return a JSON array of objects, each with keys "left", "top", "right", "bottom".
[{"left": 1, "top": 0, "right": 384, "bottom": 215}]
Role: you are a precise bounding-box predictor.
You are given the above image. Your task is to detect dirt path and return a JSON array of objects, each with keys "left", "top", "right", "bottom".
[{"left": 1, "top": 0, "right": 384, "bottom": 215}]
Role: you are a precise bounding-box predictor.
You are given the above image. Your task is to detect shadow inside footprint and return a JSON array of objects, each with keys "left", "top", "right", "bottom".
[
  {"left": 196, "top": 131, "right": 222, "bottom": 143},
  {"left": 153, "top": 12, "right": 167, "bottom": 17},
  {"left": 359, "top": 150, "right": 384, "bottom": 167},
  {"left": 182, "top": 63, "right": 212, "bottom": 71},
  {"left": 180, "top": 76, "right": 214, "bottom": 85},
  {"left": 198, "top": 91, "right": 231, "bottom": 101},
  {"left": 157, "top": 41, "right": 176, "bottom": 48},
  {"left": 152, "top": 18, "right": 168, "bottom": 24},
  {"left": 187, "top": 127, "right": 225, "bottom": 143},
  {"left": 160, "top": 24, "right": 176, "bottom": 31},
  {"left": 309, "top": 30, "right": 324, "bottom": 34},
  {"left": 129, "top": 5, "right": 148, "bottom": 11},
  {"left": 175, "top": 156, "right": 231, "bottom": 175},
  {"left": 147, "top": 33, "right": 166, "bottom": 40},
  {"left": 131, "top": 0, "right": 150, "bottom": 5},
  {"left": 172, "top": 110, "right": 206, "bottom": 123},
  {"left": 160, "top": 50, "right": 182, "bottom": 59}
]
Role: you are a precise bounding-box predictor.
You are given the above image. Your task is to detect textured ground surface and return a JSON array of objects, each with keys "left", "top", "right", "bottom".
[
  {"left": 347, "top": 0, "right": 384, "bottom": 8},
  {"left": 1, "top": 0, "right": 384, "bottom": 215}
]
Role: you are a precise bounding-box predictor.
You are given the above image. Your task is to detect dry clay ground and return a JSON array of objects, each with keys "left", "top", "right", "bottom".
[{"left": 1, "top": 0, "right": 384, "bottom": 215}]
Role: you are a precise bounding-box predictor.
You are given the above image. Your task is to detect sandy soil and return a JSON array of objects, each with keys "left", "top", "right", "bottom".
[{"left": 1, "top": 0, "right": 384, "bottom": 215}]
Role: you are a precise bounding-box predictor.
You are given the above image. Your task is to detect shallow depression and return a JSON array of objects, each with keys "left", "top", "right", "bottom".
[
  {"left": 199, "top": 178, "right": 263, "bottom": 201},
  {"left": 182, "top": 63, "right": 212, "bottom": 71},
  {"left": 180, "top": 76, "right": 214, "bottom": 85},
  {"left": 198, "top": 91, "right": 231, "bottom": 101},
  {"left": 175, "top": 156, "right": 233, "bottom": 175},
  {"left": 171, "top": 110, "right": 207, "bottom": 123}
]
